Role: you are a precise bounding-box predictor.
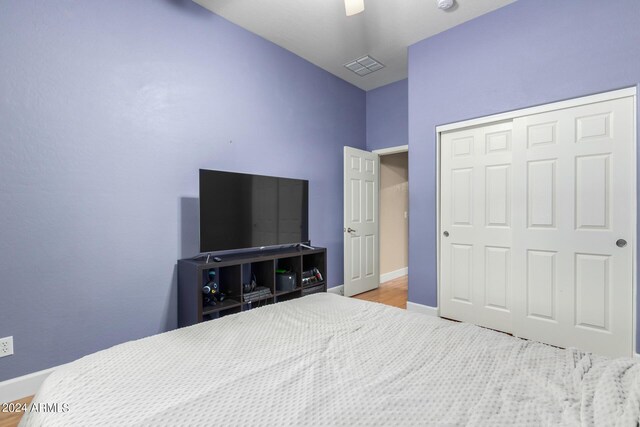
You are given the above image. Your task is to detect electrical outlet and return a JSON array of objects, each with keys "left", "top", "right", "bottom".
[{"left": 0, "top": 336, "right": 14, "bottom": 358}]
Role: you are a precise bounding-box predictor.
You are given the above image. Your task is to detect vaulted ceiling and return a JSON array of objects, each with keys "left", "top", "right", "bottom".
[{"left": 194, "top": 0, "right": 515, "bottom": 90}]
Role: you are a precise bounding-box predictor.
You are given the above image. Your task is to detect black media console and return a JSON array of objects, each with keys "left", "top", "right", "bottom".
[{"left": 177, "top": 247, "right": 327, "bottom": 327}]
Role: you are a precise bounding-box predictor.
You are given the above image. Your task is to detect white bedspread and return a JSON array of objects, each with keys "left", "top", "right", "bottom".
[{"left": 21, "top": 293, "right": 640, "bottom": 426}]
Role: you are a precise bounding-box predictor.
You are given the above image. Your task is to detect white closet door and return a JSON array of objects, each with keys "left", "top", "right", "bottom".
[
  {"left": 440, "top": 95, "right": 635, "bottom": 358},
  {"left": 512, "top": 97, "right": 634, "bottom": 357},
  {"left": 440, "top": 122, "right": 514, "bottom": 332}
]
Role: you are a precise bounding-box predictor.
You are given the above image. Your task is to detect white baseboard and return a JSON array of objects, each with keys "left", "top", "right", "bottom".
[
  {"left": 0, "top": 365, "right": 61, "bottom": 403},
  {"left": 380, "top": 267, "right": 408, "bottom": 284},
  {"left": 327, "top": 285, "right": 344, "bottom": 296},
  {"left": 406, "top": 301, "right": 439, "bottom": 317},
  {"left": 635, "top": 352, "right": 640, "bottom": 360}
]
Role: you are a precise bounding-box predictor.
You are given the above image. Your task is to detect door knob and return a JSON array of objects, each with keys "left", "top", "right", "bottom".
[
  {"left": 616, "top": 239, "right": 627, "bottom": 248},
  {"left": 443, "top": 231, "right": 449, "bottom": 237},
  {"left": 346, "top": 227, "right": 357, "bottom": 233}
]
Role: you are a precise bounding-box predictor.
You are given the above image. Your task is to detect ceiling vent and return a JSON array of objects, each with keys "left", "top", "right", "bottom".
[{"left": 344, "top": 55, "right": 385, "bottom": 76}]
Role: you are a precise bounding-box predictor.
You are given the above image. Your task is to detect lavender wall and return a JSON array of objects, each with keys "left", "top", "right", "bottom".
[
  {"left": 408, "top": 0, "right": 640, "bottom": 352},
  {"left": 0, "top": 0, "right": 365, "bottom": 381},
  {"left": 366, "top": 79, "right": 408, "bottom": 151}
]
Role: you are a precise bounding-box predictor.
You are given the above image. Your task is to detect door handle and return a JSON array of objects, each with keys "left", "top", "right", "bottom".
[
  {"left": 345, "top": 227, "right": 357, "bottom": 233},
  {"left": 443, "top": 231, "right": 449, "bottom": 237},
  {"left": 616, "top": 239, "right": 627, "bottom": 248}
]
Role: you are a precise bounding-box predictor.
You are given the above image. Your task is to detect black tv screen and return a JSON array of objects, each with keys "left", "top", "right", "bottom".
[{"left": 199, "top": 169, "right": 309, "bottom": 253}]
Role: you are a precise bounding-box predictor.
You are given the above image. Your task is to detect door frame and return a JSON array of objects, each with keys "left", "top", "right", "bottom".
[
  {"left": 435, "top": 86, "right": 638, "bottom": 356},
  {"left": 373, "top": 144, "right": 409, "bottom": 284},
  {"left": 373, "top": 144, "right": 409, "bottom": 156}
]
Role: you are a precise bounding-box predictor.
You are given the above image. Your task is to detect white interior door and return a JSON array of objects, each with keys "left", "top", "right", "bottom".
[
  {"left": 440, "top": 94, "right": 635, "bottom": 358},
  {"left": 511, "top": 97, "right": 635, "bottom": 357},
  {"left": 440, "top": 122, "right": 514, "bottom": 332},
  {"left": 344, "top": 146, "right": 380, "bottom": 297}
]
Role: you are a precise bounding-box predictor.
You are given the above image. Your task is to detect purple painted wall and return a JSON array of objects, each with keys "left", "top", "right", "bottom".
[
  {"left": 408, "top": 0, "right": 640, "bottom": 352},
  {"left": 366, "top": 79, "right": 408, "bottom": 151},
  {"left": 0, "top": 0, "right": 365, "bottom": 381}
]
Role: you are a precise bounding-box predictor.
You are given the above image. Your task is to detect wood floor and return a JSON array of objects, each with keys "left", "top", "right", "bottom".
[
  {"left": 0, "top": 396, "right": 32, "bottom": 427},
  {"left": 0, "top": 276, "right": 408, "bottom": 427},
  {"left": 353, "top": 274, "right": 408, "bottom": 309}
]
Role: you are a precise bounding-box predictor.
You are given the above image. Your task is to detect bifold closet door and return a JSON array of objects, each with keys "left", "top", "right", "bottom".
[
  {"left": 440, "top": 95, "right": 635, "bottom": 358},
  {"left": 440, "top": 122, "right": 514, "bottom": 332},
  {"left": 511, "top": 97, "right": 634, "bottom": 357}
]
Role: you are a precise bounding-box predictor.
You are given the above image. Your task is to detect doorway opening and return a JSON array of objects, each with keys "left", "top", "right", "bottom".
[
  {"left": 342, "top": 144, "right": 409, "bottom": 306},
  {"left": 368, "top": 145, "right": 408, "bottom": 307}
]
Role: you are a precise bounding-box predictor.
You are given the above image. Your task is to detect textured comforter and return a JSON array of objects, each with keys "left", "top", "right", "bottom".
[{"left": 21, "top": 293, "right": 640, "bottom": 426}]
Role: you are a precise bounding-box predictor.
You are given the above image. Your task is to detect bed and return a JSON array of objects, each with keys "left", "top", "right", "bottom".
[{"left": 21, "top": 293, "right": 640, "bottom": 426}]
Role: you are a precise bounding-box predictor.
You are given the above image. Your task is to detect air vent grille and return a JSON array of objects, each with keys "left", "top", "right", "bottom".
[{"left": 344, "top": 55, "right": 385, "bottom": 76}]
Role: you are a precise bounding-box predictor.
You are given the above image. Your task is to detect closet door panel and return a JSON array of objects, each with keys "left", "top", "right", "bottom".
[
  {"left": 512, "top": 96, "right": 634, "bottom": 357},
  {"left": 441, "top": 122, "right": 513, "bottom": 331}
]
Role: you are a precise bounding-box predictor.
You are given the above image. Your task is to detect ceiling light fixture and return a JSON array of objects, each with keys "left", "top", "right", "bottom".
[
  {"left": 345, "top": 0, "right": 364, "bottom": 16},
  {"left": 437, "top": 0, "right": 454, "bottom": 10}
]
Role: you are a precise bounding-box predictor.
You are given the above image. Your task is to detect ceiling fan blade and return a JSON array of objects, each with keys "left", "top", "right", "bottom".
[{"left": 345, "top": 0, "right": 364, "bottom": 16}]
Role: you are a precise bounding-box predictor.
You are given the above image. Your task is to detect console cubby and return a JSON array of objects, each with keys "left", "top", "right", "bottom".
[
  {"left": 274, "top": 289, "right": 302, "bottom": 303},
  {"left": 302, "top": 252, "right": 327, "bottom": 288},
  {"left": 242, "top": 297, "right": 274, "bottom": 312},
  {"left": 274, "top": 287, "right": 300, "bottom": 297},
  {"left": 203, "top": 298, "right": 243, "bottom": 316},
  {"left": 242, "top": 260, "right": 275, "bottom": 293},
  {"left": 276, "top": 256, "right": 302, "bottom": 287},
  {"left": 198, "top": 265, "right": 241, "bottom": 316},
  {"left": 217, "top": 265, "right": 242, "bottom": 298},
  {"left": 203, "top": 304, "right": 242, "bottom": 321},
  {"left": 178, "top": 246, "right": 326, "bottom": 327}
]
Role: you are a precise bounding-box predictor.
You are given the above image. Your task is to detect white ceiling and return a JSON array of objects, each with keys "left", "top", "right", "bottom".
[{"left": 193, "top": 0, "right": 515, "bottom": 91}]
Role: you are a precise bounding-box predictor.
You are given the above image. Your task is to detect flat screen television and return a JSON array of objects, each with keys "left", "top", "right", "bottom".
[{"left": 199, "top": 169, "right": 309, "bottom": 253}]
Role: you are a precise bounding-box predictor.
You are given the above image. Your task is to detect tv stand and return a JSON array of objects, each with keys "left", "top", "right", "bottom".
[{"left": 178, "top": 246, "right": 327, "bottom": 327}]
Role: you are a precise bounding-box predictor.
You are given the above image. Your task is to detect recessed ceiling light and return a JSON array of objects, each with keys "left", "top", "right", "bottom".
[{"left": 344, "top": 55, "right": 385, "bottom": 77}]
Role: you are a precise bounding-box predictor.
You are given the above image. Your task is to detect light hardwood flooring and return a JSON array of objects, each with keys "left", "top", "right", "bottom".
[
  {"left": 0, "top": 396, "right": 32, "bottom": 427},
  {"left": 353, "top": 274, "right": 408, "bottom": 309},
  {"left": 1, "top": 275, "right": 409, "bottom": 427}
]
